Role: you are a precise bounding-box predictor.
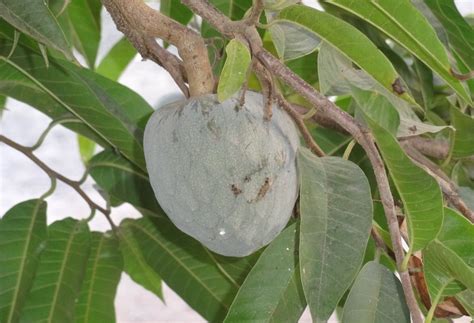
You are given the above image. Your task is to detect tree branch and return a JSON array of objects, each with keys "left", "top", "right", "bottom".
[
  {"left": 402, "top": 143, "right": 474, "bottom": 222},
  {"left": 179, "top": 1, "right": 423, "bottom": 321},
  {"left": 102, "top": 0, "right": 214, "bottom": 96},
  {"left": 0, "top": 135, "right": 116, "bottom": 229}
]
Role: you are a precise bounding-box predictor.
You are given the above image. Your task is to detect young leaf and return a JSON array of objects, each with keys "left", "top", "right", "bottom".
[
  {"left": 0, "top": 200, "right": 47, "bottom": 323},
  {"left": 356, "top": 90, "right": 444, "bottom": 252},
  {"left": 21, "top": 218, "right": 91, "bottom": 323},
  {"left": 269, "top": 21, "right": 320, "bottom": 61},
  {"left": 77, "top": 135, "right": 96, "bottom": 164},
  {"left": 327, "top": 0, "right": 471, "bottom": 104},
  {"left": 0, "top": 42, "right": 153, "bottom": 171},
  {"left": 217, "top": 39, "right": 251, "bottom": 102},
  {"left": 0, "top": 0, "right": 72, "bottom": 60},
  {"left": 341, "top": 261, "right": 410, "bottom": 323},
  {"left": 121, "top": 217, "right": 242, "bottom": 322},
  {"left": 118, "top": 225, "right": 163, "bottom": 300},
  {"left": 96, "top": 38, "right": 137, "bottom": 81},
  {"left": 297, "top": 148, "right": 373, "bottom": 322},
  {"left": 224, "top": 223, "right": 306, "bottom": 323},
  {"left": 450, "top": 107, "right": 474, "bottom": 158},
  {"left": 424, "top": 208, "right": 474, "bottom": 301},
  {"left": 425, "top": 0, "right": 474, "bottom": 71},
  {"left": 160, "top": 0, "right": 193, "bottom": 25},
  {"left": 66, "top": 0, "right": 101, "bottom": 68},
  {"left": 277, "top": 5, "right": 410, "bottom": 101},
  {"left": 75, "top": 232, "right": 123, "bottom": 323}
]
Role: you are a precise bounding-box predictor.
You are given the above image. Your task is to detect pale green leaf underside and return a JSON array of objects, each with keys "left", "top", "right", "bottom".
[
  {"left": 224, "top": 223, "right": 306, "bottom": 323},
  {"left": 0, "top": 200, "right": 47, "bottom": 323},
  {"left": 74, "top": 232, "right": 123, "bottom": 323},
  {"left": 269, "top": 21, "right": 320, "bottom": 61},
  {"left": 328, "top": 0, "right": 471, "bottom": 104},
  {"left": 297, "top": 148, "right": 373, "bottom": 321},
  {"left": 357, "top": 92, "right": 444, "bottom": 251},
  {"left": 318, "top": 42, "right": 449, "bottom": 137},
  {"left": 342, "top": 261, "right": 410, "bottom": 323},
  {"left": 21, "top": 218, "right": 90, "bottom": 323},
  {"left": 277, "top": 5, "right": 409, "bottom": 101},
  {"left": 0, "top": 0, "right": 72, "bottom": 59},
  {"left": 217, "top": 39, "right": 251, "bottom": 102}
]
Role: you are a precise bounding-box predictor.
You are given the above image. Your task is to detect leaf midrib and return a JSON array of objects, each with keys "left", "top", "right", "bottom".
[
  {"left": 47, "top": 222, "right": 81, "bottom": 323},
  {"left": 82, "top": 235, "right": 104, "bottom": 323},
  {"left": 128, "top": 221, "right": 230, "bottom": 309},
  {"left": 7, "top": 199, "right": 43, "bottom": 323}
]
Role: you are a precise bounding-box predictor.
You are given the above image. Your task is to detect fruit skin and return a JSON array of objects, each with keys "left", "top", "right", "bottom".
[{"left": 144, "top": 91, "right": 299, "bottom": 257}]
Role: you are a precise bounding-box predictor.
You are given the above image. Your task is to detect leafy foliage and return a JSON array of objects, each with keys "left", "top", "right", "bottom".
[{"left": 0, "top": 0, "right": 473, "bottom": 322}]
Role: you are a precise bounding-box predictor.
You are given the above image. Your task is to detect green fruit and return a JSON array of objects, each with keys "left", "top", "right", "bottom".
[{"left": 144, "top": 91, "right": 299, "bottom": 257}]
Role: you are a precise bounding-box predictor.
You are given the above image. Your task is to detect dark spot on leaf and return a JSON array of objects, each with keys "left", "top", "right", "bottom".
[
  {"left": 391, "top": 78, "right": 405, "bottom": 95},
  {"left": 409, "top": 125, "right": 417, "bottom": 133}
]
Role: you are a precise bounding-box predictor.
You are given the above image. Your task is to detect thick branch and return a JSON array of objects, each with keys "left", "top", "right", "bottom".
[
  {"left": 102, "top": 0, "right": 214, "bottom": 96},
  {"left": 0, "top": 135, "right": 115, "bottom": 228},
  {"left": 180, "top": 1, "right": 423, "bottom": 321}
]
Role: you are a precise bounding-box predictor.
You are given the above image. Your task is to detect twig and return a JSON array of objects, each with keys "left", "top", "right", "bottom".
[
  {"left": 276, "top": 94, "right": 325, "bottom": 157},
  {"left": 402, "top": 144, "right": 474, "bottom": 222},
  {"left": 245, "top": 0, "right": 264, "bottom": 26},
  {"left": 102, "top": 0, "right": 214, "bottom": 96},
  {"left": 0, "top": 135, "right": 116, "bottom": 229}
]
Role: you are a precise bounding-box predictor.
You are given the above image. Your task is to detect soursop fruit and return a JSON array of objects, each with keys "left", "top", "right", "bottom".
[{"left": 144, "top": 91, "right": 299, "bottom": 257}]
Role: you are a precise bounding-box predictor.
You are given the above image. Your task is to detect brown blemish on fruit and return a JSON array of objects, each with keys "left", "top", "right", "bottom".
[
  {"left": 231, "top": 184, "right": 242, "bottom": 196},
  {"left": 244, "top": 175, "right": 251, "bottom": 183},
  {"left": 255, "top": 177, "right": 271, "bottom": 202}
]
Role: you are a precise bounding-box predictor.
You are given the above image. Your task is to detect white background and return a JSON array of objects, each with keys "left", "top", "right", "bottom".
[{"left": 1, "top": 1, "right": 473, "bottom": 322}]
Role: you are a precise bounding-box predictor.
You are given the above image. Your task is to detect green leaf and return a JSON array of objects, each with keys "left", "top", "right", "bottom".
[
  {"left": 75, "top": 232, "right": 123, "bottom": 323},
  {"left": 297, "top": 148, "right": 373, "bottom": 322},
  {"left": 425, "top": 0, "right": 474, "bottom": 71},
  {"left": 264, "top": 0, "right": 299, "bottom": 11},
  {"left": 456, "top": 289, "right": 474, "bottom": 317},
  {"left": 424, "top": 208, "right": 474, "bottom": 301},
  {"left": 66, "top": 0, "right": 101, "bottom": 68},
  {"left": 88, "top": 150, "right": 159, "bottom": 214},
  {"left": 224, "top": 223, "right": 306, "bottom": 323},
  {"left": 160, "top": 0, "right": 193, "bottom": 25},
  {"left": 0, "top": 41, "right": 153, "bottom": 171},
  {"left": 121, "top": 217, "right": 248, "bottom": 322},
  {"left": 327, "top": 0, "right": 471, "bottom": 104},
  {"left": 96, "top": 38, "right": 137, "bottom": 81},
  {"left": 277, "top": 5, "right": 410, "bottom": 101},
  {"left": 217, "top": 39, "right": 251, "bottom": 102},
  {"left": 341, "top": 261, "right": 410, "bottom": 323},
  {"left": 318, "top": 42, "right": 449, "bottom": 137},
  {"left": 356, "top": 90, "right": 444, "bottom": 252},
  {"left": 77, "top": 135, "right": 96, "bottom": 164},
  {"left": 269, "top": 21, "right": 320, "bottom": 61},
  {"left": 450, "top": 107, "right": 474, "bottom": 158},
  {"left": 21, "top": 218, "right": 91, "bottom": 323},
  {"left": 118, "top": 225, "right": 163, "bottom": 300},
  {"left": 0, "top": 0, "right": 72, "bottom": 60},
  {"left": 0, "top": 200, "right": 47, "bottom": 323}
]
